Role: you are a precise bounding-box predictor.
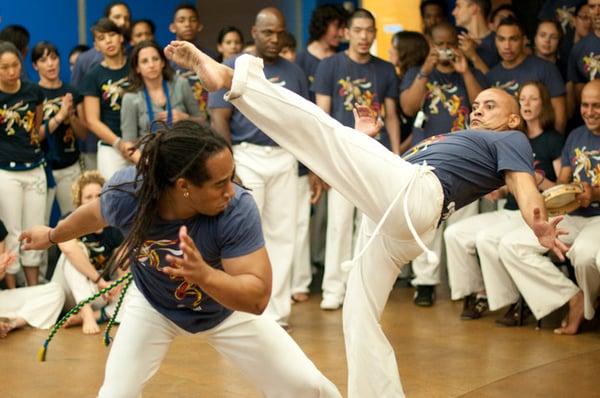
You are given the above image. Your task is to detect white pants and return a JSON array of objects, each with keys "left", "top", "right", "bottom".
[
  {"left": 499, "top": 215, "right": 600, "bottom": 319},
  {"left": 0, "top": 282, "right": 64, "bottom": 328},
  {"left": 98, "top": 284, "right": 341, "bottom": 398},
  {"left": 81, "top": 153, "right": 97, "bottom": 171},
  {"left": 412, "top": 200, "right": 479, "bottom": 287},
  {"left": 291, "top": 175, "right": 312, "bottom": 295},
  {"left": 322, "top": 188, "right": 355, "bottom": 302},
  {"left": 97, "top": 143, "right": 129, "bottom": 181},
  {"left": 443, "top": 208, "right": 520, "bottom": 300},
  {"left": 0, "top": 166, "right": 47, "bottom": 272},
  {"left": 52, "top": 162, "right": 82, "bottom": 215},
  {"left": 227, "top": 54, "right": 445, "bottom": 398},
  {"left": 233, "top": 142, "right": 298, "bottom": 325}
]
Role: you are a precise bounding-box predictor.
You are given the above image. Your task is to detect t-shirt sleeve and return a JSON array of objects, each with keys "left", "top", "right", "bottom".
[
  {"left": 34, "top": 84, "right": 45, "bottom": 105},
  {"left": 0, "top": 219, "right": 7, "bottom": 241},
  {"left": 494, "top": 133, "right": 535, "bottom": 174},
  {"left": 561, "top": 131, "right": 576, "bottom": 167},
  {"left": 567, "top": 46, "right": 586, "bottom": 83},
  {"left": 400, "top": 67, "right": 419, "bottom": 92},
  {"left": 296, "top": 65, "right": 310, "bottom": 99},
  {"left": 383, "top": 63, "right": 399, "bottom": 99},
  {"left": 218, "top": 189, "right": 265, "bottom": 259},
  {"left": 473, "top": 68, "right": 489, "bottom": 88},
  {"left": 71, "top": 85, "right": 84, "bottom": 105},
  {"left": 80, "top": 69, "right": 99, "bottom": 97},
  {"left": 543, "top": 62, "right": 566, "bottom": 97},
  {"left": 311, "top": 57, "right": 335, "bottom": 96},
  {"left": 120, "top": 93, "right": 139, "bottom": 141},
  {"left": 100, "top": 167, "right": 139, "bottom": 230},
  {"left": 549, "top": 132, "right": 565, "bottom": 161}
]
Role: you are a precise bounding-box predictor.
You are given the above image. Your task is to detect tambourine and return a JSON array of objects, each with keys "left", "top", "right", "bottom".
[{"left": 542, "top": 183, "right": 584, "bottom": 216}]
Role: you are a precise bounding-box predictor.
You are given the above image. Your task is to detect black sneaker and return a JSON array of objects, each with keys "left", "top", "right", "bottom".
[
  {"left": 461, "top": 295, "right": 488, "bottom": 320},
  {"left": 414, "top": 285, "right": 435, "bottom": 307},
  {"left": 496, "top": 300, "right": 532, "bottom": 327}
]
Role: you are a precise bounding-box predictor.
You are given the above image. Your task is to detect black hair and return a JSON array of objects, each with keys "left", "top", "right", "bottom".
[
  {"left": 575, "top": 2, "right": 589, "bottom": 17},
  {"left": 280, "top": 31, "right": 297, "bottom": 49},
  {"left": 497, "top": 15, "right": 527, "bottom": 36},
  {"left": 104, "top": 1, "right": 131, "bottom": 18},
  {"left": 31, "top": 41, "right": 59, "bottom": 64},
  {"left": 91, "top": 18, "right": 124, "bottom": 36},
  {"left": 111, "top": 121, "right": 232, "bottom": 271},
  {"left": 308, "top": 4, "right": 349, "bottom": 43},
  {"left": 173, "top": 3, "right": 199, "bottom": 18},
  {"left": 217, "top": 26, "right": 244, "bottom": 45},
  {"left": 469, "top": 0, "right": 492, "bottom": 20},
  {"left": 489, "top": 4, "right": 515, "bottom": 23},
  {"left": 127, "top": 41, "right": 175, "bottom": 91},
  {"left": 391, "top": 31, "right": 430, "bottom": 76},
  {"left": 0, "top": 41, "right": 21, "bottom": 63},
  {"left": 69, "top": 44, "right": 91, "bottom": 59},
  {"left": 348, "top": 8, "right": 376, "bottom": 27},
  {"left": 0, "top": 25, "right": 30, "bottom": 55},
  {"left": 132, "top": 19, "right": 156, "bottom": 35},
  {"left": 419, "top": 0, "right": 446, "bottom": 18},
  {"left": 536, "top": 19, "right": 563, "bottom": 40}
]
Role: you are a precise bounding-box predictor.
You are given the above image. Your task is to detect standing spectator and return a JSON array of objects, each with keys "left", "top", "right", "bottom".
[
  {"left": 216, "top": 26, "right": 244, "bottom": 62},
  {"left": 534, "top": 20, "right": 566, "bottom": 78},
  {"left": 69, "top": 45, "right": 90, "bottom": 76},
  {"left": 487, "top": 16, "right": 567, "bottom": 133},
  {"left": 32, "top": 41, "right": 86, "bottom": 216},
  {"left": 0, "top": 42, "right": 45, "bottom": 287},
  {"left": 121, "top": 41, "right": 201, "bottom": 163},
  {"left": 312, "top": 8, "right": 401, "bottom": 310},
  {"left": 81, "top": 18, "right": 130, "bottom": 180},
  {"left": 420, "top": 0, "right": 447, "bottom": 39},
  {"left": 279, "top": 31, "right": 297, "bottom": 62},
  {"left": 208, "top": 7, "right": 309, "bottom": 328},
  {"left": 130, "top": 19, "right": 155, "bottom": 46},
  {"left": 0, "top": 25, "right": 30, "bottom": 81},
  {"left": 488, "top": 4, "right": 516, "bottom": 32}
]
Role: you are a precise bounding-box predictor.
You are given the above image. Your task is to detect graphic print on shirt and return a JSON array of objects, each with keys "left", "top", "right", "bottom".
[
  {"left": 178, "top": 70, "right": 209, "bottom": 116},
  {"left": 101, "top": 77, "right": 129, "bottom": 111},
  {"left": 556, "top": 6, "right": 576, "bottom": 33},
  {"left": 493, "top": 80, "right": 520, "bottom": 95},
  {"left": 137, "top": 239, "right": 204, "bottom": 309},
  {"left": 337, "top": 76, "right": 382, "bottom": 116},
  {"left": 571, "top": 146, "right": 600, "bottom": 185},
  {"left": 426, "top": 81, "right": 469, "bottom": 131},
  {"left": 268, "top": 75, "right": 287, "bottom": 87},
  {"left": 43, "top": 97, "right": 76, "bottom": 151},
  {"left": 402, "top": 134, "right": 447, "bottom": 161},
  {"left": 0, "top": 101, "right": 37, "bottom": 143},
  {"left": 583, "top": 53, "right": 600, "bottom": 80}
]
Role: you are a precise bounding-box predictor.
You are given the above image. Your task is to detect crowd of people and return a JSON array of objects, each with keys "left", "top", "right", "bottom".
[{"left": 1, "top": 0, "right": 600, "bottom": 397}]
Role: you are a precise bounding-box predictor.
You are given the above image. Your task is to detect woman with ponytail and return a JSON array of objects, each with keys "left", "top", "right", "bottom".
[{"left": 20, "top": 120, "right": 341, "bottom": 398}]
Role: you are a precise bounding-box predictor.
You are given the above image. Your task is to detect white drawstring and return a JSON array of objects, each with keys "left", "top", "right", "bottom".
[{"left": 341, "top": 163, "right": 439, "bottom": 272}]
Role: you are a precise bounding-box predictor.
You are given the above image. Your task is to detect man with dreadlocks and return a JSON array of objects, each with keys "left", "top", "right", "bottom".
[{"left": 20, "top": 121, "right": 341, "bottom": 397}]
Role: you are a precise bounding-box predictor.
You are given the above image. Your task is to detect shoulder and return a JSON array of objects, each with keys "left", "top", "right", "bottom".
[
  {"left": 565, "top": 125, "right": 588, "bottom": 144},
  {"left": 122, "top": 90, "right": 142, "bottom": 105},
  {"left": 542, "top": 129, "right": 565, "bottom": 144}
]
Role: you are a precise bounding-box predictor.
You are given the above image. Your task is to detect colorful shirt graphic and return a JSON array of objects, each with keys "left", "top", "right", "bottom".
[{"left": 567, "top": 32, "right": 600, "bottom": 83}]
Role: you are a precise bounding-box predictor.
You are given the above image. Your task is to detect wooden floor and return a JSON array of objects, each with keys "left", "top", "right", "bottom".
[{"left": 1, "top": 285, "right": 599, "bottom": 397}]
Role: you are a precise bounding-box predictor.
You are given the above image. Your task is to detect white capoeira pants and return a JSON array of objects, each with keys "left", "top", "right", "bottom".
[
  {"left": 499, "top": 215, "right": 600, "bottom": 319},
  {"left": 97, "top": 143, "right": 129, "bottom": 181},
  {"left": 226, "top": 54, "right": 444, "bottom": 398},
  {"left": 233, "top": 142, "right": 298, "bottom": 326},
  {"left": 0, "top": 282, "right": 64, "bottom": 328},
  {"left": 291, "top": 175, "right": 312, "bottom": 295},
  {"left": 443, "top": 208, "right": 521, "bottom": 301},
  {"left": 0, "top": 166, "right": 46, "bottom": 273},
  {"left": 97, "top": 284, "right": 341, "bottom": 398},
  {"left": 412, "top": 200, "right": 479, "bottom": 287}
]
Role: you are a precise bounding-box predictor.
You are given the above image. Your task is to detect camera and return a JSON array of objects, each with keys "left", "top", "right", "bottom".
[{"left": 437, "top": 48, "right": 454, "bottom": 61}]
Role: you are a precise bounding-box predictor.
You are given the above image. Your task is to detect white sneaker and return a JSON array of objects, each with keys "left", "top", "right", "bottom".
[{"left": 320, "top": 297, "right": 342, "bottom": 310}]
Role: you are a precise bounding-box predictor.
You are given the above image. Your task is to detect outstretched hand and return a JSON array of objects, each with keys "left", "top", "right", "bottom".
[
  {"left": 19, "top": 225, "right": 54, "bottom": 251},
  {"left": 353, "top": 104, "right": 383, "bottom": 138},
  {"left": 532, "top": 208, "right": 569, "bottom": 261},
  {"left": 0, "top": 251, "right": 17, "bottom": 279},
  {"left": 162, "top": 225, "right": 211, "bottom": 284}
]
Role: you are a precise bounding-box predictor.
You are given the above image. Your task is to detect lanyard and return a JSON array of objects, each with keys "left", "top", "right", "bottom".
[{"left": 143, "top": 80, "right": 172, "bottom": 132}]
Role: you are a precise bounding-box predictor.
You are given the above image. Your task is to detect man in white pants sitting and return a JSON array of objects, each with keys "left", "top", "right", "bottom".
[{"left": 165, "top": 41, "right": 568, "bottom": 398}]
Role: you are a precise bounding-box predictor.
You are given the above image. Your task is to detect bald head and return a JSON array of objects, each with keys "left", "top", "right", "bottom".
[
  {"left": 470, "top": 88, "right": 523, "bottom": 131},
  {"left": 581, "top": 80, "right": 600, "bottom": 134},
  {"left": 252, "top": 7, "right": 286, "bottom": 62}
]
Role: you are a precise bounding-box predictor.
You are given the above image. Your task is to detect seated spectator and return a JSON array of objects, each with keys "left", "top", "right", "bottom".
[
  {"left": 444, "top": 81, "right": 564, "bottom": 321},
  {"left": 32, "top": 41, "right": 86, "bottom": 217},
  {"left": 499, "top": 79, "right": 600, "bottom": 335},
  {"left": 0, "top": 219, "right": 64, "bottom": 338},
  {"left": 0, "top": 41, "right": 46, "bottom": 288},
  {"left": 130, "top": 19, "right": 155, "bottom": 46},
  {"left": 216, "top": 26, "right": 244, "bottom": 62},
  {"left": 51, "top": 171, "right": 126, "bottom": 334},
  {"left": 121, "top": 41, "right": 201, "bottom": 163}
]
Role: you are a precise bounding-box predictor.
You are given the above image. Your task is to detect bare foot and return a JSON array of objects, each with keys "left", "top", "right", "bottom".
[
  {"left": 0, "top": 317, "right": 15, "bottom": 338},
  {"left": 82, "top": 317, "right": 100, "bottom": 335},
  {"left": 554, "top": 291, "right": 585, "bottom": 335},
  {"left": 164, "top": 41, "right": 233, "bottom": 92},
  {"left": 63, "top": 313, "right": 83, "bottom": 328},
  {"left": 291, "top": 293, "right": 309, "bottom": 303}
]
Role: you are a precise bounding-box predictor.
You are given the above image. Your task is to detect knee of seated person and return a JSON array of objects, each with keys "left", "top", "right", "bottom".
[
  {"left": 443, "top": 223, "right": 458, "bottom": 241},
  {"left": 569, "top": 240, "right": 597, "bottom": 269}
]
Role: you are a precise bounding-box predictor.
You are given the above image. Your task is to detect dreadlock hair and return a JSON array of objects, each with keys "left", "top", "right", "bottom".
[{"left": 111, "top": 120, "right": 231, "bottom": 271}]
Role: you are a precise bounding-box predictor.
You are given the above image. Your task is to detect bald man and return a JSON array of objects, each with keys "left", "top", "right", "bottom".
[
  {"left": 166, "top": 42, "right": 567, "bottom": 398},
  {"left": 499, "top": 79, "right": 600, "bottom": 336},
  {"left": 208, "top": 7, "right": 309, "bottom": 328}
]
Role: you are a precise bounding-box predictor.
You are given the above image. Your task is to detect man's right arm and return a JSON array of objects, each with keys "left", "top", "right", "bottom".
[{"left": 316, "top": 93, "right": 332, "bottom": 114}]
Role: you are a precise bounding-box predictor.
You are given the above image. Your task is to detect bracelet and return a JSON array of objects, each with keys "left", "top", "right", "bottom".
[
  {"left": 112, "top": 137, "right": 122, "bottom": 149},
  {"left": 417, "top": 70, "right": 429, "bottom": 79},
  {"left": 48, "top": 228, "right": 57, "bottom": 245},
  {"left": 93, "top": 274, "right": 102, "bottom": 284}
]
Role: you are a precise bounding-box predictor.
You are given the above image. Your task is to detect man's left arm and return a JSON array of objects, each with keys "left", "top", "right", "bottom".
[
  {"left": 383, "top": 97, "right": 401, "bottom": 154},
  {"left": 551, "top": 96, "right": 567, "bottom": 134}
]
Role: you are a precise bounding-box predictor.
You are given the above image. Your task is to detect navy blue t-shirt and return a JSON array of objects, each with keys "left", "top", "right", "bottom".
[
  {"left": 80, "top": 63, "right": 129, "bottom": 142},
  {"left": 486, "top": 55, "right": 565, "bottom": 97},
  {"left": 0, "top": 80, "right": 44, "bottom": 165},
  {"left": 80, "top": 226, "right": 124, "bottom": 274},
  {"left": 312, "top": 52, "right": 399, "bottom": 149},
  {"left": 295, "top": 50, "right": 322, "bottom": 102},
  {"left": 560, "top": 125, "right": 600, "bottom": 217},
  {"left": 209, "top": 55, "right": 309, "bottom": 146},
  {"left": 567, "top": 33, "right": 600, "bottom": 83},
  {"left": 403, "top": 130, "right": 534, "bottom": 219},
  {"left": 100, "top": 167, "right": 265, "bottom": 333},
  {"left": 538, "top": 0, "right": 584, "bottom": 31},
  {"left": 477, "top": 32, "right": 500, "bottom": 69},
  {"left": 401, "top": 66, "right": 487, "bottom": 143},
  {"left": 40, "top": 84, "right": 83, "bottom": 169}
]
